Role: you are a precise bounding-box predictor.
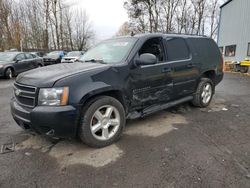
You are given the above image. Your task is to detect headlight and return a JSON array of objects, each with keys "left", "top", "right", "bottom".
[
  {"left": 0, "top": 65, "right": 3, "bottom": 68},
  {"left": 38, "top": 87, "right": 69, "bottom": 106}
]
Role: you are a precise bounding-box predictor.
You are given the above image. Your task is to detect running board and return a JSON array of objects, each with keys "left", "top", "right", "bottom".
[
  {"left": 127, "top": 96, "right": 193, "bottom": 119},
  {"left": 142, "top": 96, "right": 193, "bottom": 117}
]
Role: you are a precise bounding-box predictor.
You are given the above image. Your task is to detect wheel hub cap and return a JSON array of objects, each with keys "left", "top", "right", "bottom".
[
  {"left": 201, "top": 83, "right": 212, "bottom": 104},
  {"left": 90, "top": 105, "right": 121, "bottom": 141}
]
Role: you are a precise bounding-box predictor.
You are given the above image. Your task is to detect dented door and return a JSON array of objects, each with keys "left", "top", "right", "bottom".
[{"left": 128, "top": 61, "right": 174, "bottom": 109}]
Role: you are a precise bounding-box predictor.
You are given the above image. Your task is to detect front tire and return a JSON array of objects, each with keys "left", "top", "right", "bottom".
[
  {"left": 79, "top": 96, "right": 126, "bottom": 148},
  {"left": 192, "top": 78, "right": 214, "bottom": 107},
  {"left": 4, "top": 68, "right": 14, "bottom": 79}
]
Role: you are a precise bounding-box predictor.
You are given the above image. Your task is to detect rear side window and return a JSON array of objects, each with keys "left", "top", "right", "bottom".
[
  {"left": 191, "top": 38, "right": 220, "bottom": 59},
  {"left": 165, "top": 37, "right": 190, "bottom": 61},
  {"left": 15, "top": 54, "right": 26, "bottom": 61},
  {"left": 25, "top": 53, "right": 33, "bottom": 59},
  {"left": 31, "top": 54, "right": 37, "bottom": 58}
]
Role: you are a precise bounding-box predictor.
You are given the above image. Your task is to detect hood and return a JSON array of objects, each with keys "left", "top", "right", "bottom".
[
  {"left": 16, "top": 62, "right": 109, "bottom": 87},
  {"left": 0, "top": 61, "right": 13, "bottom": 65},
  {"left": 44, "top": 55, "right": 59, "bottom": 59},
  {"left": 62, "top": 56, "right": 79, "bottom": 59}
]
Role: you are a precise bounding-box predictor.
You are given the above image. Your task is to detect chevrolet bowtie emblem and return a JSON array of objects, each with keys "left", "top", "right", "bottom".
[{"left": 15, "top": 89, "right": 21, "bottom": 96}]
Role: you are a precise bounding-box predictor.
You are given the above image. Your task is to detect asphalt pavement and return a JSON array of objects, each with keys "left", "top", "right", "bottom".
[{"left": 0, "top": 73, "right": 250, "bottom": 188}]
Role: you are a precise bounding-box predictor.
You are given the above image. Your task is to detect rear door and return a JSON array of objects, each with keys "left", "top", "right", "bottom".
[
  {"left": 164, "top": 37, "right": 199, "bottom": 99},
  {"left": 25, "top": 53, "right": 37, "bottom": 69}
]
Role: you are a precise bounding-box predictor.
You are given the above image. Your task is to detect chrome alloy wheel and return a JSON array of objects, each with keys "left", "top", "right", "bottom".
[
  {"left": 7, "top": 69, "right": 13, "bottom": 79},
  {"left": 201, "top": 83, "right": 212, "bottom": 104},
  {"left": 90, "top": 105, "right": 121, "bottom": 141}
]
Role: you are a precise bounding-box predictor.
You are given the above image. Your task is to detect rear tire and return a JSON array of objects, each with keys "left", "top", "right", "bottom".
[
  {"left": 240, "top": 66, "right": 248, "bottom": 73},
  {"left": 192, "top": 78, "right": 214, "bottom": 108},
  {"left": 4, "top": 68, "right": 14, "bottom": 79},
  {"left": 79, "top": 96, "right": 126, "bottom": 148}
]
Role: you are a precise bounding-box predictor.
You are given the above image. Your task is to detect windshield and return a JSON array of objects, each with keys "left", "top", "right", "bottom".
[
  {"left": 0, "top": 52, "right": 16, "bottom": 62},
  {"left": 66, "top": 51, "right": 82, "bottom": 57},
  {"left": 80, "top": 37, "right": 137, "bottom": 64}
]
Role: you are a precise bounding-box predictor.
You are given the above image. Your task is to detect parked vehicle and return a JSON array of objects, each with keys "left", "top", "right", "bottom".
[
  {"left": 43, "top": 51, "right": 65, "bottom": 65},
  {"left": 0, "top": 52, "right": 43, "bottom": 79},
  {"left": 10, "top": 33, "right": 223, "bottom": 147},
  {"left": 61, "top": 51, "right": 85, "bottom": 63},
  {"left": 233, "top": 59, "right": 250, "bottom": 73}
]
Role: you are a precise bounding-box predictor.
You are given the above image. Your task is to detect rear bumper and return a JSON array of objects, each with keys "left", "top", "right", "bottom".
[{"left": 10, "top": 98, "right": 80, "bottom": 138}]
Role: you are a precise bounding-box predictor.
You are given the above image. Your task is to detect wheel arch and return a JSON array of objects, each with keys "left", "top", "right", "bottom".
[
  {"left": 79, "top": 88, "right": 127, "bottom": 112},
  {"left": 201, "top": 70, "right": 216, "bottom": 83},
  {"left": 4, "top": 66, "right": 15, "bottom": 75}
]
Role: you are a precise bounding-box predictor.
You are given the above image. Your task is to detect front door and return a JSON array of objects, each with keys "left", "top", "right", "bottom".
[
  {"left": 128, "top": 37, "right": 174, "bottom": 110},
  {"left": 14, "top": 53, "right": 28, "bottom": 74}
]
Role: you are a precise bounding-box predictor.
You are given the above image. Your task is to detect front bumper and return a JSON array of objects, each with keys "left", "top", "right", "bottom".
[
  {"left": 10, "top": 98, "right": 80, "bottom": 138},
  {"left": 0, "top": 68, "right": 4, "bottom": 77}
]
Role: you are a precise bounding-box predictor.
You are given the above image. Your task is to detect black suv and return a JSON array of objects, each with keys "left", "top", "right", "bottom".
[{"left": 10, "top": 34, "right": 223, "bottom": 147}]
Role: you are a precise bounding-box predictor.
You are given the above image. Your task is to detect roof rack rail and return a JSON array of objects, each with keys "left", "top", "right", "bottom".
[{"left": 165, "top": 32, "right": 207, "bottom": 37}]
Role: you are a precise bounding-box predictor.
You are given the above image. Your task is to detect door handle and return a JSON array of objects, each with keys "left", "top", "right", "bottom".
[
  {"left": 187, "top": 63, "right": 195, "bottom": 68},
  {"left": 162, "top": 67, "right": 172, "bottom": 73}
]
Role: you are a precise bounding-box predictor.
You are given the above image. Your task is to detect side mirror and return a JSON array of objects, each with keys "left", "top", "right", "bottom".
[{"left": 135, "top": 53, "right": 157, "bottom": 66}]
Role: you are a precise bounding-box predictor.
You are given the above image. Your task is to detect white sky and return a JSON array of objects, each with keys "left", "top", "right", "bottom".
[{"left": 72, "top": 0, "right": 128, "bottom": 42}]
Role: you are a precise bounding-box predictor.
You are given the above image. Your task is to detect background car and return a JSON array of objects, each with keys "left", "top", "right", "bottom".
[
  {"left": 61, "top": 51, "right": 85, "bottom": 63},
  {"left": 0, "top": 52, "right": 44, "bottom": 79},
  {"left": 30, "top": 51, "right": 46, "bottom": 57},
  {"left": 43, "top": 51, "right": 66, "bottom": 65}
]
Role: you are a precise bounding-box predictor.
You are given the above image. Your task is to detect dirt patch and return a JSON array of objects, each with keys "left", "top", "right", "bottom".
[
  {"left": 16, "top": 135, "right": 55, "bottom": 152},
  {"left": 49, "top": 141, "right": 123, "bottom": 168},
  {"left": 16, "top": 135, "right": 124, "bottom": 168},
  {"left": 201, "top": 98, "right": 228, "bottom": 112},
  {"left": 125, "top": 112, "right": 187, "bottom": 137}
]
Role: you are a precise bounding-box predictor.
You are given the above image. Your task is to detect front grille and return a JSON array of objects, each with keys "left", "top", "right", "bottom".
[{"left": 14, "top": 82, "right": 37, "bottom": 108}]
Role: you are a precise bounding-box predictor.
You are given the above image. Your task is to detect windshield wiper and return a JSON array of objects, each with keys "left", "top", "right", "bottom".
[{"left": 84, "top": 59, "right": 107, "bottom": 64}]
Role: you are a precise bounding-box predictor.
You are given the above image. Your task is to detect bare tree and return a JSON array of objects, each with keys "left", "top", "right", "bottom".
[
  {"left": 73, "top": 9, "right": 94, "bottom": 50},
  {"left": 116, "top": 22, "right": 133, "bottom": 36},
  {"left": 123, "top": 0, "right": 224, "bottom": 39}
]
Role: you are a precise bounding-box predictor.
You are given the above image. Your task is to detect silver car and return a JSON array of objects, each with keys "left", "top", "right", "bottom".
[{"left": 61, "top": 51, "right": 85, "bottom": 63}]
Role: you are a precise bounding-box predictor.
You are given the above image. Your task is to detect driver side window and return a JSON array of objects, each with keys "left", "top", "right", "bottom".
[
  {"left": 139, "top": 37, "right": 165, "bottom": 63},
  {"left": 15, "top": 54, "right": 26, "bottom": 61}
]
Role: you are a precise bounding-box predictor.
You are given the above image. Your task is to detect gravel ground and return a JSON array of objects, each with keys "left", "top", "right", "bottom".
[{"left": 0, "top": 73, "right": 250, "bottom": 188}]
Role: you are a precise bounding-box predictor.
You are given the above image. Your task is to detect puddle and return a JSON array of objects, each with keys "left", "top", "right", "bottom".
[
  {"left": 125, "top": 112, "right": 187, "bottom": 137},
  {"left": 16, "top": 135, "right": 123, "bottom": 168}
]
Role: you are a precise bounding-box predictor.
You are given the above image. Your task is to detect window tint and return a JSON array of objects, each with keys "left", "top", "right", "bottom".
[
  {"left": 15, "top": 54, "right": 26, "bottom": 61},
  {"left": 25, "top": 53, "right": 33, "bottom": 59},
  {"left": 30, "top": 54, "right": 37, "bottom": 58},
  {"left": 225, "top": 45, "right": 236, "bottom": 57},
  {"left": 247, "top": 43, "right": 250, "bottom": 56},
  {"left": 165, "top": 37, "right": 190, "bottom": 61},
  {"left": 139, "top": 37, "right": 165, "bottom": 62}
]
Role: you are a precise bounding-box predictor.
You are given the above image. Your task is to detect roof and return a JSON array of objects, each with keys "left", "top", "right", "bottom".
[{"left": 220, "top": 0, "right": 233, "bottom": 9}]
